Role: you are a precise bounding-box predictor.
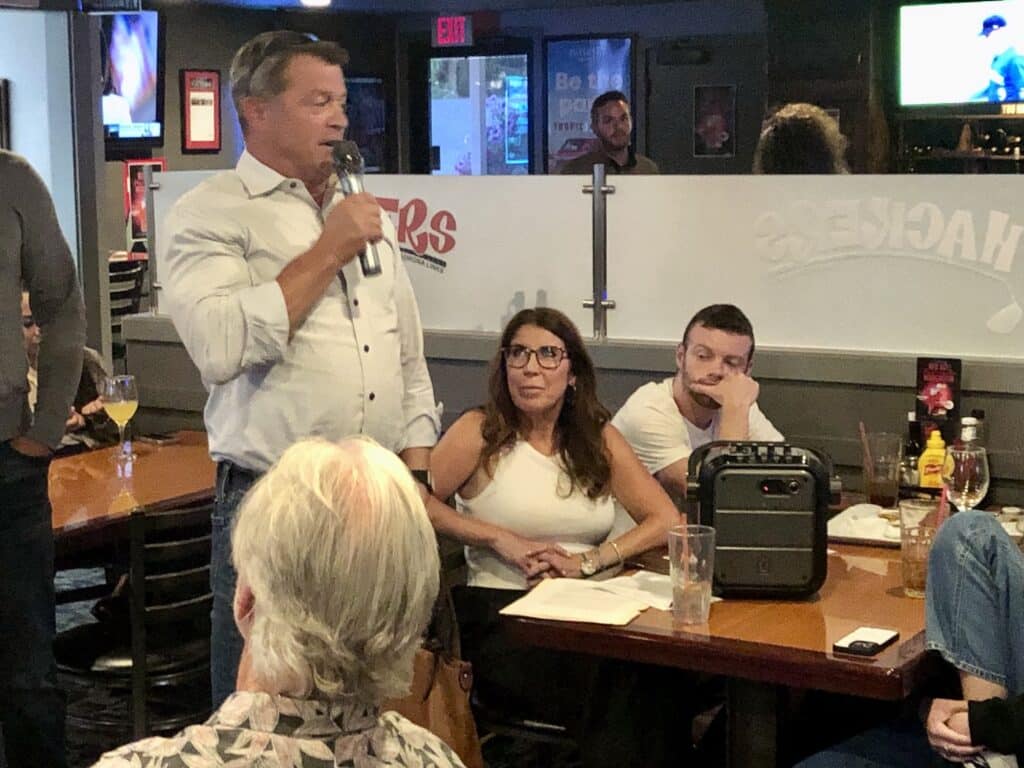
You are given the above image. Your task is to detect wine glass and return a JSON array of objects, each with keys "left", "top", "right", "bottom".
[
  {"left": 101, "top": 374, "right": 139, "bottom": 461},
  {"left": 942, "top": 445, "right": 990, "bottom": 513}
]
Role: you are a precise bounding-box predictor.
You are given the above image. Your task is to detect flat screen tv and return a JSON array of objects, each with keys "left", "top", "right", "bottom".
[
  {"left": 99, "top": 11, "right": 165, "bottom": 153},
  {"left": 900, "top": 0, "right": 1024, "bottom": 111}
]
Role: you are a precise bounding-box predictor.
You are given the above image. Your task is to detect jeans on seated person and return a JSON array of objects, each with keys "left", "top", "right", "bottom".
[
  {"left": 210, "top": 463, "right": 259, "bottom": 708},
  {"left": 926, "top": 510, "right": 1024, "bottom": 697},
  {"left": 0, "top": 442, "right": 67, "bottom": 768},
  {"left": 797, "top": 511, "right": 1024, "bottom": 767}
]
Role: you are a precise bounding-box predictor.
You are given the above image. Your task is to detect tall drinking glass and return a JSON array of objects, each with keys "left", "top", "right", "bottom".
[
  {"left": 863, "top": 432, "right": 902, "bottom": 509},
  {"left": 668, "top": 524, "right": 716, "bottom": 625},
  {"left": 942, "top": 445, "right": 990, "bottom": 513},
  {"left": 101, "top": 374, "right": 139, "bottom": 461}
]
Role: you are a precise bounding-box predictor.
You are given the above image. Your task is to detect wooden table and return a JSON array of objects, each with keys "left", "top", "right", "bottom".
[
  {"left": 50, "top": 431, "right": 215, "bottom": 562},
  {"left": 505, "top": 544, "right": 927, "bottom": 767}
]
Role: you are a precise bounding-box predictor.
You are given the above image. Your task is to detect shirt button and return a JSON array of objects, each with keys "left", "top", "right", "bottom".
[
  {"left": 363, "top": 344, "right": 370, "bottom": 352},
  {"left": 368, "top": 392, "right": 375, "bottom": 401},
  {"left": 353, "top": 298, "right": 359, "bottom": 307}
]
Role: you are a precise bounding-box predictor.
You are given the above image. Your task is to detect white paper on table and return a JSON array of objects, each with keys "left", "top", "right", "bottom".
[
  {"left": 597, "top": 571, "right": 675, "bottom": 611},
  {"left": 498, "top": 578, "right": 647, "bottom": 626},
  {"left": 828, "top": 503, "right": 900, "bottom": 545}
]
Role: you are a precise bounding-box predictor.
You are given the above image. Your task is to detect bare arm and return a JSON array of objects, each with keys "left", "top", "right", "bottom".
[
  {"left": 601, "top": 425, "right": 681, "bottom": 558},
  {"left": 691, "top": 371, "right": 760, "bottom": 441},
  {"left": 654, "top": 457, "right": 690, "bottom": 499},
  {"left": 426, "top": 412, "right": 564, "bottom": 577},
  {"left": 276, "top": 193, "right": 382, "bottom": 335},
  {"left": 400, "top": 446, "right": 430, "bottom": 471}
]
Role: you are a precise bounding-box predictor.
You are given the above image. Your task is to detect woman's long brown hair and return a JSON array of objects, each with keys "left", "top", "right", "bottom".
[{"left": 479, "top": 307, "right": 611, "bottom": 500}]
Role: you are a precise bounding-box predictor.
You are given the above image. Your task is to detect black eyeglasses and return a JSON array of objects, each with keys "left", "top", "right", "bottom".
[
  {"left": 502, "top": 344, "right": 568, "bottom": 369},
  {"left": 22, "top": 315, "right": 35, "bottom": 329}
]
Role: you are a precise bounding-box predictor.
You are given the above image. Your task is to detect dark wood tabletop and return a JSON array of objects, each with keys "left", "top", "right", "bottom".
[
  {"left": 50, "top": 430, "right": 215, "bottom": 540},
  {"left": 506, "top": 543, "right": 927, "bottom": 701}
]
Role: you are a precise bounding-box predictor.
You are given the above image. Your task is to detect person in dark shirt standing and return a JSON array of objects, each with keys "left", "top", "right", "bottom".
[
  {"left": 559, "top": 91, "right": 659, "bottom": 175},
  {"left": 0, "top": 149, "right": 86, "bottom": 768}
]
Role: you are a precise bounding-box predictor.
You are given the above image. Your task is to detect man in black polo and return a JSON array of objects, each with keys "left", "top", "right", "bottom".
[{"left": 559, "top": 90, "right": 659, "bottom": 175}]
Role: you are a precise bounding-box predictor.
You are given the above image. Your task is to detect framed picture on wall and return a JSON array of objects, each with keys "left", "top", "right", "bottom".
[
  {"left": 694, "top": 85, "right": 736, "bottom": 158},
  {"left": 123, "top": 157, "right": 166, "bottom": 244},
  {"left": 0, "top": 79, "right": 10, "bottom": 150},
  {"left": 544, "top": 35, "right": 633, "bottom": 173},
  {"left": 180, "top": 69, "right": 221, "bottom": 153}
]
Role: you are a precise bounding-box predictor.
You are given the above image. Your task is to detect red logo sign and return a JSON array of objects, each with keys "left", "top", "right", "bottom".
[{"left": 379, "top": 197, "right": 457, "bottom": 272}]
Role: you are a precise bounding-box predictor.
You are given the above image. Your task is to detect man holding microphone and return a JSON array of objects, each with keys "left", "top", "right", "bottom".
[{"left": 162, "top": 31, "right": 439, "bottom": 707}]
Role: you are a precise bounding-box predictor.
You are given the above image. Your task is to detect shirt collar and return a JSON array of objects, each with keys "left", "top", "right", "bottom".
[
  {"left": 212, "top": 691, "right": 381, "bottom": 739},
  {"left": 236, "top": 150, "right": 294, "bottom": 198}
]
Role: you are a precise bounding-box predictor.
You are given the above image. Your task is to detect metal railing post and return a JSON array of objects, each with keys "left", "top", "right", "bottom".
[
  {"left": 582, "top": 163, "right": 616, "bottom": 339},
  {"left": 144, "top": 165, "right": 160, "bottom": 313}
]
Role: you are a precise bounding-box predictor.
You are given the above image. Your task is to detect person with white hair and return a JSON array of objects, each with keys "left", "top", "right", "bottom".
[{"left": 91, "top": 437, "right": 466, "bottom": 768}]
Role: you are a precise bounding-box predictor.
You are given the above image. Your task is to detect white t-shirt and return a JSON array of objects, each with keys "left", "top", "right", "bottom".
[
  {"left": 612, "top": 377, "right": 784, "bottom": 474},
  {"left": 457, "top": 440, "right": 615, "bottom": 590}
]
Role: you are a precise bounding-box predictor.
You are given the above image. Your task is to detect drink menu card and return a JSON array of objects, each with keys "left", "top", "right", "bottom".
[{"left": 916, "top": 357, "right": 962, "bottom": 443}]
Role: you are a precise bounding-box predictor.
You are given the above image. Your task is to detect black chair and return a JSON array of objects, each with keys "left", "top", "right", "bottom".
[
  {"left": 108, "top": 261, "right": 146, "bottom": 367},
  {"left": 55, "top": 500, "right": 213, "bottom": 740}
]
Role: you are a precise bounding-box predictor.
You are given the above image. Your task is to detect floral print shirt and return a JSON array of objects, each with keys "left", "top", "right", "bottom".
[{"left": 92, "top": 691, "right": 467, "bottom": 767}]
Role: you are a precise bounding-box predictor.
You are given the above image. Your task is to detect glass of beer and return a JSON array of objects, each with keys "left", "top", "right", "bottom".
[
  {"left": 101, "top": 374, "right": 139, "bottom": 461},
  {"left": 899, "top": 498, "right": 938, "bottom": 598}
]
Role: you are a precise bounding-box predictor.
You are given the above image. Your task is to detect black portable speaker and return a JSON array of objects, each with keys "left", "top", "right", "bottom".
[{"left": 687, "top": 442, "right": 840, "bottom": 599}]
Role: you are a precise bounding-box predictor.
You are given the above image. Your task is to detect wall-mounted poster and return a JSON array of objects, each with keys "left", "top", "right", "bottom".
[
  {"left": 694, "top": 85, "right": 736, "bottom": 158},
  {"left": 346, "top": 77, "right": 386, "bottom": 172},
  {"left": 180, "top": 69, "right": 220, "bottom": 153},
  {"left": 123, "top": 157, "right": 165, "bottom": 245},
  {"left": 545, "top": 36, "right": 632, "bottom": 173}
]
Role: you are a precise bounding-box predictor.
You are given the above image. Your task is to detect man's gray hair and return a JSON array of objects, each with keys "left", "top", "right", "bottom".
[
  {"left": 229, "top": 30, "right": 349, "bottom": 132},
  {"left": 231, "top": 436, "right": 439, "bottom": 702}
]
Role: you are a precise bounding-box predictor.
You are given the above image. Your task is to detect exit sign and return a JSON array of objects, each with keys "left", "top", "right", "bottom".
[{"left": 432, "top": 15, "right": 473, "bottom": 47}]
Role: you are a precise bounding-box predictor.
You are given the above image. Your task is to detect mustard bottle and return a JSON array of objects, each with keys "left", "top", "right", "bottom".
[{"left": 917, "top": 430, "right": 946, "bottom": 488}]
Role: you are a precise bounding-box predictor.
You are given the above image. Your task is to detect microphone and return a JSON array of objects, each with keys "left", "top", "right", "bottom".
[{"left": 330, "top": 139, "right": 382, "bottom": 277}]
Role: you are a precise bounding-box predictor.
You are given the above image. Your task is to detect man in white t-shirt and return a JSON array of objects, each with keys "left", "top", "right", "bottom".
[{"left": 612, "top": 304, "right": 783, "bottom": 500}]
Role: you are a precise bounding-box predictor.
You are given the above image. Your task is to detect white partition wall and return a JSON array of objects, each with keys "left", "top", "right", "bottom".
[
  {"left": 607, "top": 175, "right": 1024, "bottom": 357},
  {"left": 152, "top": 171, "right": 1024, "bottom": 359},
  {"left": 370, "top": 175, "right": 592, "bottom": 332},
  {"left": 153, "top": 172, "right": 594, "bottom": 333}
]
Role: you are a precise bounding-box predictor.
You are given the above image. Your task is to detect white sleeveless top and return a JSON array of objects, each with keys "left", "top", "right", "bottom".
[{"left": 457, "top": 440, "right": 615, "bottom": 590}]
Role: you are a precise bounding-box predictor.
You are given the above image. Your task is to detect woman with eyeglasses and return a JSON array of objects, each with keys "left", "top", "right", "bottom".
[{"left": 424, "top": 307, "right": 680, "bottom": 765}]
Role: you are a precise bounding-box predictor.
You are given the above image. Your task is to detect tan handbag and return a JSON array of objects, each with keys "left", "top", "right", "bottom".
[
  {"left": 384, "top": 646, "right": 484, "bottom": 768},
  {"left": 383, "top": 586, "right": 484, "bottom": 768}
]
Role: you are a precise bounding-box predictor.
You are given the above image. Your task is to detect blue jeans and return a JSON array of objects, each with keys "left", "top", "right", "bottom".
[
  {"left": 210, "top": 463, "right": 259, "bottom": 708},
  {"left": 0, "top": 442, "right": 66, "bottom": 768},
  {"left": 926, "top": 510, "right": 1024, "bottom": 696},
  {"left": 796, "top": 511, "right": 1024, "bottom": 767}
]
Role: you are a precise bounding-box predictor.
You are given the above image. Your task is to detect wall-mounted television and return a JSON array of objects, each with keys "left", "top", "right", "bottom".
[
  {"left": 900, "top": 1, "right": 1024, "bottom": 112},
  {"left": 99, "top": 11, "right": 165, "bottom": 153}
]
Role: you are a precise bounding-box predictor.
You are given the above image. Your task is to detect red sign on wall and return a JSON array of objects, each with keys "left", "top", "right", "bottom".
[{"left": 432, "top": 15, "right": 473, "bottom": 47}]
